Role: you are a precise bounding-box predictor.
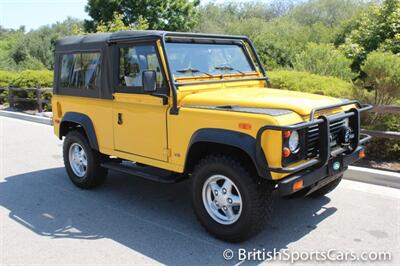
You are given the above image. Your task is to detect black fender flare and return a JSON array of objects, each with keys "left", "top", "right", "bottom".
[
  {"left": 60, "top": 112, "right": 99, "bottom": 150},
  {"left": 186, "top": 128, "right": 270, "bottom": 178}
]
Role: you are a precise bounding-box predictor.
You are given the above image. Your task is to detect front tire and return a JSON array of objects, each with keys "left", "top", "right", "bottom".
[
  {"left": 63, "top": 130, "right": 108, "bottom": 189},
  {"left": 192, "top": 154, "right": 274, "bottom": 242}
]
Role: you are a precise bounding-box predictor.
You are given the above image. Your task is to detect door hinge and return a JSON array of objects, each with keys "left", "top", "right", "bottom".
[{"left": 163, "top": 148, "right": 171, "bottom": 159}]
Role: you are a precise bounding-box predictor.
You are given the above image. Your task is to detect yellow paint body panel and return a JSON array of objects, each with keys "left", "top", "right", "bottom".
[
  {"left": 52, "top": 95, "right": 114, "bottom": 150},
  {"left": 112, "top": 93, "right": 168, "bottom": 161},
  {"left": 179, "top": 86, "right": 344, "bottom": 116}
]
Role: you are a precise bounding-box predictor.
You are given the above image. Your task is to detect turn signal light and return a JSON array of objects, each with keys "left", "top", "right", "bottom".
[
  {"left": 282, "top": 130, "right": 292, "bottom": 138},
  {"left": 239, "top": 123, "right": 252, "bottom": 130},
  {"left": 282, "top": 147, "right": 291, "bottom": 158},
  {"left": 358, "top": 149, "right": 366, "bottom": 158},
  {"left": 293, "top": 180, "right": 304, "bottom": 191}
]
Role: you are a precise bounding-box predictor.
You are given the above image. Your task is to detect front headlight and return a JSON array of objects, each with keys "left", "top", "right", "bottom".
[{"left": 288, "top": 130, "right": 300, "bottom": 153}]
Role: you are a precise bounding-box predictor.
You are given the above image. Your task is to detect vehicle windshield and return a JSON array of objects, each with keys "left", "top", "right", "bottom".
[{"left": 165, "top": 42, "right": 256, "bottom": 77}]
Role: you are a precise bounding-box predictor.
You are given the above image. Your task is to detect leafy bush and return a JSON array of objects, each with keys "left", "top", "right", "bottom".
[
  {"left": 268, "top": 70, "right": 355, "bottom": 98},
  {"left": 365, "top": 138, "right": 400, "bottom": 161},
  {"left": 293, "top": 43, "right": 355, "bottom": 80},
  {"left": 336, "top": 0, "right": 400, "bottom": 71},
  {"left": 0, "top": 70, "right": 53, "bottom": 106},
  {"left": 11, "top": 70, "right": 53, "bottom": 88},
  {"left": 0, "top": 89, "right": 7, "bottom": 104},
  {"left": 0, "top": 70, "right": 17, "bottom": 88},
  {"left": 361, "top": 51, "right": 400, "bottom": 105}
]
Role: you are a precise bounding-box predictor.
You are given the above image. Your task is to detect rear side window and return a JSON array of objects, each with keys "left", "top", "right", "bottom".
[{"left": 60, "top": 52, "right": 101, "bottom": 89}]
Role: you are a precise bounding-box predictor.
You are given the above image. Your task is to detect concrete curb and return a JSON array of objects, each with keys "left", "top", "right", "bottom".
[
  {"left": 0, "top": 110, "right": 52, "bottom": 125},
  {"left": 344, "top": 166, "right": 400, "bottom": 189},
  {"left": 1, "top": 110, "right": 399, "bottom": 189}
]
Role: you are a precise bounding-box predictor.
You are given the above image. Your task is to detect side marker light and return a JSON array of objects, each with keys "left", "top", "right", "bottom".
[
  {"left": 239, "top": 123, "right": 252, "bottom": 130},
  {"left": 293, "top": 180, "right": 304, "bottom": 191}
]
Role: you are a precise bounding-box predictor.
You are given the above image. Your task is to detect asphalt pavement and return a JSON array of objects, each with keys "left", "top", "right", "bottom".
[{"left": 0, "top": 116, "right": 399, "bottom": 265}]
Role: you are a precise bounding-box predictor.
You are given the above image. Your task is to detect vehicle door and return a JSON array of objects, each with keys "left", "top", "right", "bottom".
[{"left": 113, "top": 41, "right": 169, "bottom": 161}]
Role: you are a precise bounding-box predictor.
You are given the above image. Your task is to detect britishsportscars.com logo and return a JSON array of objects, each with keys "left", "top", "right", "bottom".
[{"left": 222, "top": 248, "right": 392, "bottom": 263}]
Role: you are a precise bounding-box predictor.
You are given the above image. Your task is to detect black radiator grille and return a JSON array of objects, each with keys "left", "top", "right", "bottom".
[{"left": 307, "top": 119, "right": 346, "bottom": 156}]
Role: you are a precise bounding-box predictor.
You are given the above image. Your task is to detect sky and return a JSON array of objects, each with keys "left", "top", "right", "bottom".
[
  {"left": 0, "top": 0, "right": 89, "bottom": 31},
  {"left": 0, "top": 0, "right": 260, "bottom": 31}
]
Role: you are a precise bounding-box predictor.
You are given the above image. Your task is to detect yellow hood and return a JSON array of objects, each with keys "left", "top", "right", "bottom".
[{"left": 180, "top": 87, "right": 344, "bottom": 117}]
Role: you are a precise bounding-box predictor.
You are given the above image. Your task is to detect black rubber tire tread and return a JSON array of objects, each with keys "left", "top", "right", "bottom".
[
  {"left": 307, "top": 175, "right": 343, "bottom": 198},
  {"left": 192, "top": 154, "right": 274, "bottom": 242},
  {"left": 63, "top": 130, "right": 108, "bottom": 189}
]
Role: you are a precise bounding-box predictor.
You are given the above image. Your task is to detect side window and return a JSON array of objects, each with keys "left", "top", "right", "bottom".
[
  {"left": 60, "top": 52, "right": 101, "bottom": 89},
  {"left": 118, "top": 44, "right": 165, "bottom": 91}
]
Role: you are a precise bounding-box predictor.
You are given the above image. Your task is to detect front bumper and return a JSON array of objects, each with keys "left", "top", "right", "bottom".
[{"left": 277, "top": 146, "right": 364, "bottom": 196}]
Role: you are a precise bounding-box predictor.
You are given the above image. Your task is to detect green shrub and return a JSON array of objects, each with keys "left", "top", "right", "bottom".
[
  {"left": 361, "top": 51, "right": 400, "bottom": 105},
  {"left": 365, "top": 138, "right": 400, "bottom": 161},
  {"left": 268, "top": 70, "right": 355, "bottom": 98},
  {"left": 11, "top": 70, "right": 53, "bottom": 88},
  {"left": 0, "top": 71, "right": 16, "bottom": 104},
  {"left": 0, "top": 89, "right": 7, "bottom": 104},
  {"left": 293, "top": 43, "right": 355, "bottom": 80},
  {"left": 0, "top": 70, "right": 17, "bottom": 88},
  {"left": 0, "top": 70, "right": 53, "bottom": 107}
]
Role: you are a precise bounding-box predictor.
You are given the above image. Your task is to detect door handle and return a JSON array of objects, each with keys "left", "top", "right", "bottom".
[{"left": 117, "top": 113, "right": 123, "bottom": 125}]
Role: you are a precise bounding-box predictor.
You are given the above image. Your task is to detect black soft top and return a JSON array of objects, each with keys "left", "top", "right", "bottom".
[
  {"left": 55, "top": 30, "right": 252, "bottom": 52},
  {"left": 56, "top": 30, "right": 165, "bottom": 47}
]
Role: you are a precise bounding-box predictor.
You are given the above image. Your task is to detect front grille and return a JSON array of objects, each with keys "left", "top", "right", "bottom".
[{"left": 307, "top": 119, "right": 346, "bottom": 156}]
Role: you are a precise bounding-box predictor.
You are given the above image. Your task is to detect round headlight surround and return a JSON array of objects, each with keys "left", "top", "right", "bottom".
[{"left": 288, "top": 130, "right": 300, "bottom": 153}]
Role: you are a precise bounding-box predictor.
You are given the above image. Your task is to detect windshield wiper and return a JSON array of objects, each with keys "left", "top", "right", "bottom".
[
  {"left": 176, "top": 67, "right": 212, "bottom": 76},
  {"left": 214, "top": 65, "right": 245, "bottom": 75}
]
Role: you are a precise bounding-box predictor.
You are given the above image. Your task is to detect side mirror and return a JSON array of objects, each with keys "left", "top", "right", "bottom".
[{"left": 142, "top": 70, "right": 157, "bottom": 92}]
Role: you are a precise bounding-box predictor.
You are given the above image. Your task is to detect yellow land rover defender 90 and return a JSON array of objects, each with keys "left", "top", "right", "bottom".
[{"left": 52, "top": 31, "right": 371, "bottom": 242}]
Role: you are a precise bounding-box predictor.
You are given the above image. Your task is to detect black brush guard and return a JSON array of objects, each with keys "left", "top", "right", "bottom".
[{"left": 255, "top": 100, "right": 373, "bottom": 174}]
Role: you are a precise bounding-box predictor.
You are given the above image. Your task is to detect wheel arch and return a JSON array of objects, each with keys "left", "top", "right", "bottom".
[
  {"left": 59, "top": 112, "right": 99, "bottom": 150},
  {"left": 185, "top": 128, "right": 270, "bottom": 179}
]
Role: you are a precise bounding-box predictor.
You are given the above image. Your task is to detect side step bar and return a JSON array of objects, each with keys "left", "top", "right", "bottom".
[{"left": 101, "top": 161, "right": 184, "bottom": 183}]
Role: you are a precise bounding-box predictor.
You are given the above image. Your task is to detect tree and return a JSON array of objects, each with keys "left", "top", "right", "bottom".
[
  {"left": 336, "top": 0, "right": 400, "bottom": 71},
  {"left": 293, "top": 43, "right": 355, "bottom": 80},
  {"left": 288, "top": 0, "right": 367, "bottom": 27},
  {"left": 193, "top": 0, "right": 365, "bottom": 70},
  {"left": 23, "top": 18, "right": 84, "bottom": 69},
  {"left": 95, "top": 12, "right": 149, "bottom": 32},
  {"left": 84, "top": 0, "right": 200, "bottom": 32},
  {"left": 361, "top": 51, "right": 400, "bottom": 105}
]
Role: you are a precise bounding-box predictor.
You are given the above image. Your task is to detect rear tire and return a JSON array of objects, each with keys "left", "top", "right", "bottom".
[
  {"left": 63, "top": 130, "right": 108, "bottom": 189},
  {"left": 307, "top": 175, "right": 342, "bottom": 198},
  {"left": 191, "top": 154, "right": 274, "bottom": 242}
]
